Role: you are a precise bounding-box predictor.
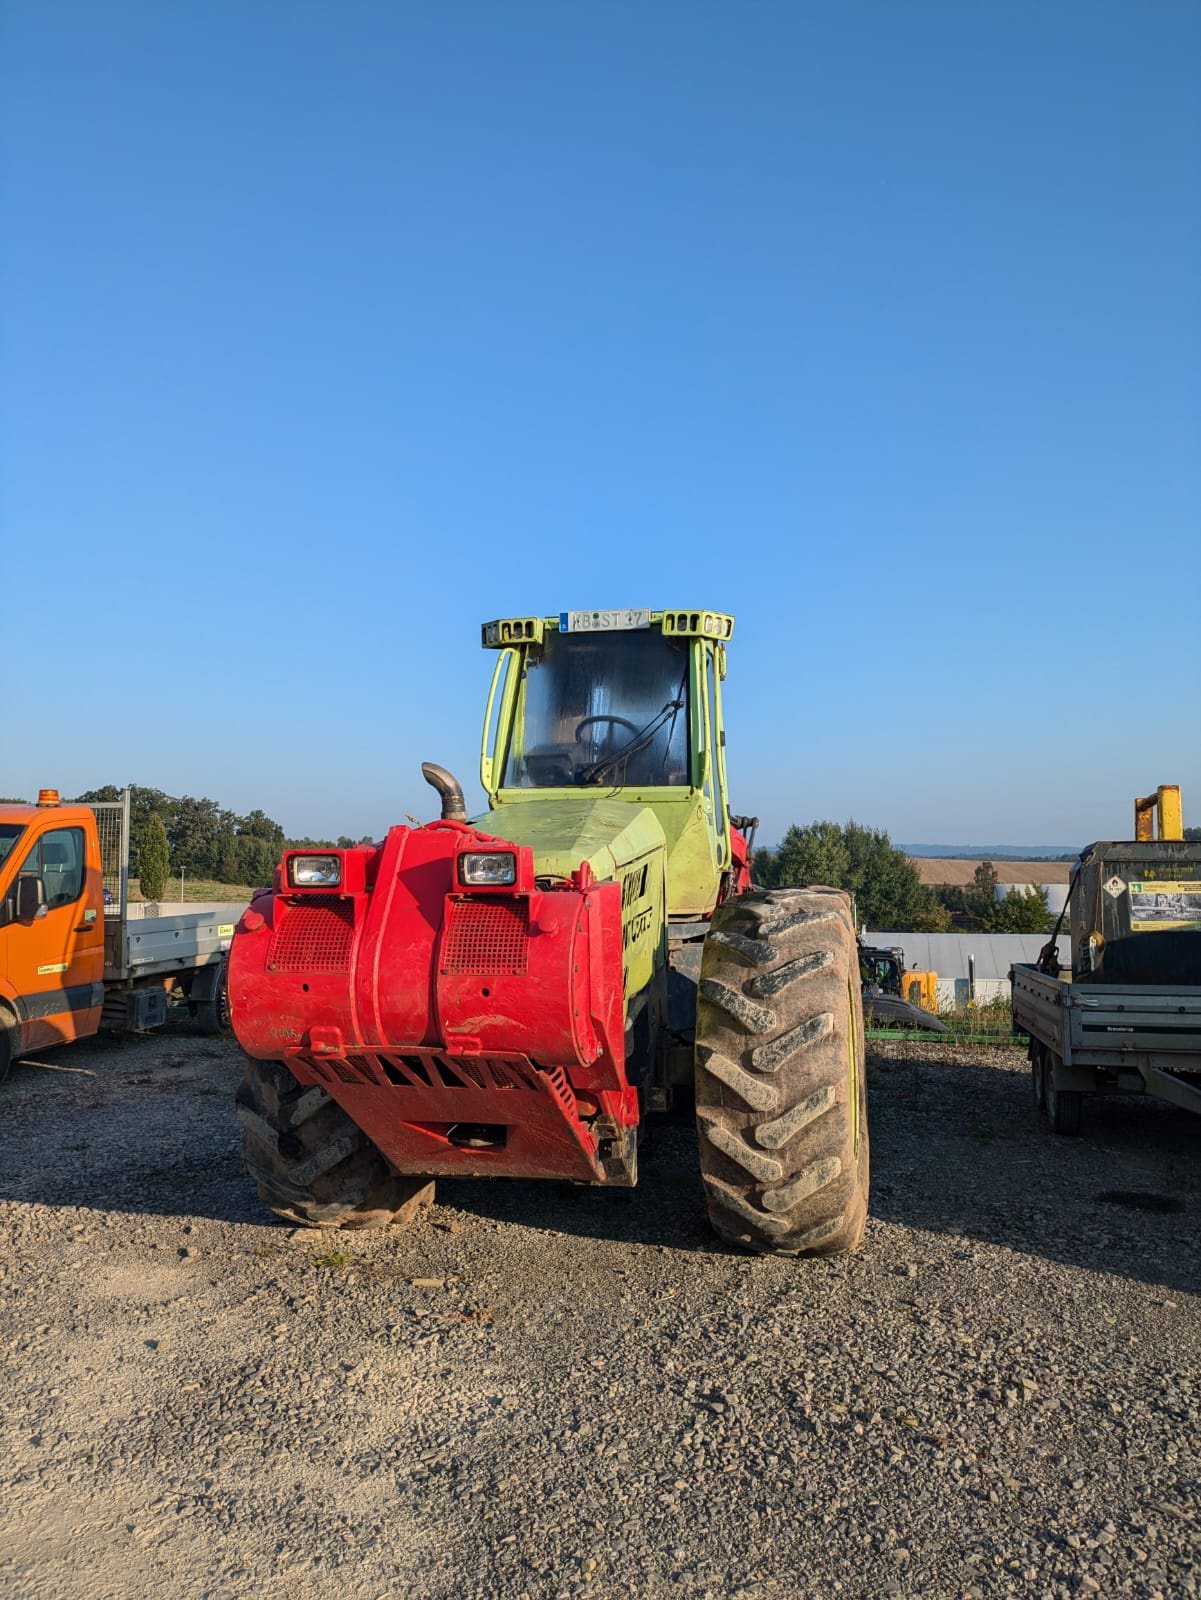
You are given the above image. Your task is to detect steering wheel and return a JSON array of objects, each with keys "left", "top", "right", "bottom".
[{"left": 575, "top": 714, "right": 639, "bottom": 741}]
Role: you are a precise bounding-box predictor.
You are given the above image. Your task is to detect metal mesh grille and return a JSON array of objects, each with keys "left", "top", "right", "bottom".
[
  {"left": 441, "top": 898, "right": 529, "bottom": 975},
  {"left": 91, "top": 807, "right": 123, "bottom": 897},
  {"left": 269, "top": 899, "right": 354, "bottom": 972}
]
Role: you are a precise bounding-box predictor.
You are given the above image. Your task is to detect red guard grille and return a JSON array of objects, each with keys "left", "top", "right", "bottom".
[
  {"left": 441, "top": 897, "right": 529, "bottom": 976},
  {"left": 268, "top": 899, "right": 354, "bottom": 973}
]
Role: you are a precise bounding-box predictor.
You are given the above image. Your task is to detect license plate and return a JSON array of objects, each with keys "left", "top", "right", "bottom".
[{"left": 560, "top": 609, "right": 651, "bottom": 633}]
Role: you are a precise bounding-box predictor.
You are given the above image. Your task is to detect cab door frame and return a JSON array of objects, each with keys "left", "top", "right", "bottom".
[{"left": 696, "top": 640, "right": 732, "bottom": 875}]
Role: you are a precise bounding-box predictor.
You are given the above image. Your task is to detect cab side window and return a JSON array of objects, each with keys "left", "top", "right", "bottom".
[{"left": 17, "top": 827, "right": 86, "bottom": 909}]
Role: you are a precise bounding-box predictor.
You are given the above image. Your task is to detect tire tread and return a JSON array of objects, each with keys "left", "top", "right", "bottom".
[
  {"left": 235, "top": 1058, "right": 434, "bottom": 1229},
  {"left": 695, "top": 887, "right": 869, "bottom": 1256}
]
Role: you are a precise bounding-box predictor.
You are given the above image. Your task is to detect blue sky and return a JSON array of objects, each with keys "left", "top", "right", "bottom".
[{"left": 3, "top": 2, "right": 1198, "bottom": 847}]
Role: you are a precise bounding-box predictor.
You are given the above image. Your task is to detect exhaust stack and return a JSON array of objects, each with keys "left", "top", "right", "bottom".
[{"left": 421, "top": 762, "right": 467, "bottom": 823}]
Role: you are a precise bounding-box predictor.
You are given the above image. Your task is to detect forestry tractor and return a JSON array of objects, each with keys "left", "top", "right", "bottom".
[
  {"left": 858, "top": 943, "right": 945, "bottom": 1032},
  {"left": 230, "top": 608, "right": 869, "bottom": 1255}
]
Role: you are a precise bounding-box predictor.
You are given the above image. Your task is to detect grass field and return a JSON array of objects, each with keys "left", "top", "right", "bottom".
[
  {"left": 128, "top": 877, "right": 256, "bottom": 903},
  {"left": 867, "top": 995, "right": 1018, "bottom": 1044},
  {"left": 934, "top": 994, "right": 1016, "bottom": 1040}
]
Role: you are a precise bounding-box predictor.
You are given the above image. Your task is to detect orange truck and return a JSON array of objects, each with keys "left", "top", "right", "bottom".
[{"left": 0, "top": 789, "right": 245, "bottom": 1082}]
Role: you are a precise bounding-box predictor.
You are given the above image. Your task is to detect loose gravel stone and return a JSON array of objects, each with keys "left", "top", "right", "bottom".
[{"left": 0, "top": 1029, "right": 1198, "bottom": 1599}]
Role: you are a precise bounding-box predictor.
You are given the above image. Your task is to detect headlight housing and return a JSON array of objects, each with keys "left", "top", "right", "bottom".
[
  {"left": 460, "top": 851, "right": 517, "bottom": 887},
  {"left": 288, "top": 854, "right": 342, "bottom": 888}
]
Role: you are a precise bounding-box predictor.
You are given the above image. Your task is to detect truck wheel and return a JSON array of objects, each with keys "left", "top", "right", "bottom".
[
  {"left": 195, "top": 960, "right": 230, "bottom": 1035},
  {"left": 1030, "top": 1043, "right": 1046, "bottom": 1110},
  {"left": 1044, "top": 1056, "right": 1082, "bottom": 1136},
  {"left": 235, "top": 1058, "right": 435, "bottom": 1229},
  {"left": 694, "top": 886, "right": 869, "bottom": 1256},
  {"left": 0, "top": 1006, "right": 17, "bottom": 1086}
]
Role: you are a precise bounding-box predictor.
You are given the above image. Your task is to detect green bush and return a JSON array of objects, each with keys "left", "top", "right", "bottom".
[
  {"left": 982, "top": 884, "right": 1053, "bottom": 933},
  {"left": 138, "top": 813, "right": 171, "bottom": 902},
  {"left": 755, "top": 819, "right": 931, "bottom": 929}
]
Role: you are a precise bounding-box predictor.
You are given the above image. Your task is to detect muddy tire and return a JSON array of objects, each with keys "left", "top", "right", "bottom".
[
  {"left": 235, "top": 1058, "right": 435, "bottom": 1229},
  {"left": 694, "top": 887, "right": 869, "bottom": 1256}
]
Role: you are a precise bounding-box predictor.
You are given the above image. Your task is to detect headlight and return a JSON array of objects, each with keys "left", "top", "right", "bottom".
[
  {"left": 460, "top": 851, "right": 517, "bottom": 887},
  {"left": 289, "top": 854, "right": 342, "bottom": 888}
]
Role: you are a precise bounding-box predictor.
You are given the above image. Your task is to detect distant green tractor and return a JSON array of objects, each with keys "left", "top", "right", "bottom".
[{"left": 232, "top": 608, "right": 869, "bottom": 1255}]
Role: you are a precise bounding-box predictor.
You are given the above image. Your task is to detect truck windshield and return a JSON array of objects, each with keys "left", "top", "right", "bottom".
[
  {"left": 0, "top": 824, "right": 25, "bottom": 868},
  {"left": 503, "top": 629, "right": 691, "bottom": 788}
]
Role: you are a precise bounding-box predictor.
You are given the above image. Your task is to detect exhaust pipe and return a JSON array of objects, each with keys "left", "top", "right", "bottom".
[{"left": 422, "top": 762, "right": 467, "bottom": 823}]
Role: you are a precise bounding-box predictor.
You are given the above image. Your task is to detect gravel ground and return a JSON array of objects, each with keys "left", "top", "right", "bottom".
[{"left": 1, "top": 1026, "right": 1198, "bottom": 1600}]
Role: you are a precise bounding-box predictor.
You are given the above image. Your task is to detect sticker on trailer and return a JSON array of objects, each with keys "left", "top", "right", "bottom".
[
  {"left": 1103, "top": 875, "right": 1126, "bottom": 898},
  {"left": 218, "top": 924, "right": 235, "bottom": 938},
  {"left": 1127, "top": 881, "right": 1201, "bottom": 932},
  {"left": 560, "top": 609, "right": 651, "bottom": 633}
]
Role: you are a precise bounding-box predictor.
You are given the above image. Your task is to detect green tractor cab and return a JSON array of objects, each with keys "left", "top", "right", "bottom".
[{"left": 479, "top": 607, "right": 739, "bottom": 918}]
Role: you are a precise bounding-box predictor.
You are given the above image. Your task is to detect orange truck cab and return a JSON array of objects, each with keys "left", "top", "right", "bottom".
[
  {"left": 0, "top": 791, "right": 106, "bottom": 1061},
  {"left": 0, "top": 788, "right": 244, "bottom": 1082}
]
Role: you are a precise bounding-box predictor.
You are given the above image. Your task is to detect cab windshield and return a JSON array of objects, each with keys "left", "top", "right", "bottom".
[{"left": 503, "top": 629, "right": 691, "bottom": 788}]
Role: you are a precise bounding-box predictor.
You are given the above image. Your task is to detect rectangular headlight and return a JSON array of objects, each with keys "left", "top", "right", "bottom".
[
  {"left": 460, "top": 851, "right": 517, "bottom": 887},
  {"left": 289, "top": 854, "right": 342, "bottom": 888}
]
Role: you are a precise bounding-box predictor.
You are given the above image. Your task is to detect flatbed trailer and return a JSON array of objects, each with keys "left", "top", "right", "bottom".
[
  {"left": 1011, "top": 962, "right": 1201, "bottom": 1131},
  {"left": 1010, "top": 787, "right": 1201, "bottom": 1135},
  {"left": 99, "top": 901, "right": 245, "bottom": 1031}
]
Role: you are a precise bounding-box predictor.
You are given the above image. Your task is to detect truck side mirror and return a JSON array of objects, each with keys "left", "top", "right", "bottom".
[{"left": 15, "top": 875, "right": 46, "bottom": 920}]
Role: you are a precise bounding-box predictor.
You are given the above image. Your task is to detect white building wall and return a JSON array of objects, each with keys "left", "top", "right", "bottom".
[{"left": 867, "top": 931, "right": 1062, "bottom": 1012}]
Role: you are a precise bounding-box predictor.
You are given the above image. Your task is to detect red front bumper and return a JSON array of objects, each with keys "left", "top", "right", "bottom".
[{"left": 229, "top": 823, "right": 639, "bottom": 1184}]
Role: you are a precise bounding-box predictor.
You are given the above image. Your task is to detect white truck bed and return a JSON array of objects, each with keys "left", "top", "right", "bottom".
[{"left": 104, "top": 902, "right": 247, "bottom": 983}]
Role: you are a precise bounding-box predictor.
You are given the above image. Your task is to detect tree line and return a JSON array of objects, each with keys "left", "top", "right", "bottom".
[
  {"left": 75, "top": 785, "right": 356, "bottom": 894},
  {"left": 753, "top": 821, "right": 1055, "bottom": 933},
  {"left": 15, "top": 786, "right": 1175, "bottom": 927}
]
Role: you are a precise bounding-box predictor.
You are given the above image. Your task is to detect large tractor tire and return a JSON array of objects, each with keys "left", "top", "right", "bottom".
[
  {"left": 236, "top": 1058, "right": 434, "bottom": 1229},
  {"left": 695, "top": 887, "right": 869, "bottom": 1256}
]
